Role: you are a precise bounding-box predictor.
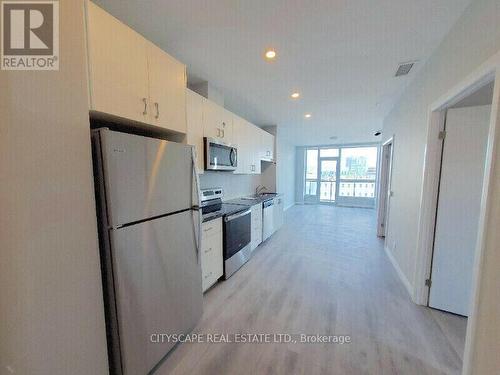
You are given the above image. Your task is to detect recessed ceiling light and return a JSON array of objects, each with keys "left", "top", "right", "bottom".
[
  {"left": 304, "top": 113, "right": 312, "bottom": 119},
  {"left": 291, "top": 92, "right": 300, "bottom": 99},
  {"left": 264, "top": 49, "right": 276, "bottom": 60}
]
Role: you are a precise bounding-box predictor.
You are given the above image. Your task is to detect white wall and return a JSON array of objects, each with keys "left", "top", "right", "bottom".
[
  {"left": 382, "top": 0, "right": 500, "bottom": 292},
  {"left": 467, "top": 96, "right": 500, "bottom": 373},
  {"left": 0, "top": 1, "right": 109, "bottom": 374},
  {"left": 382, "top": 0, "right": 500, "bottom": 373},
  {"left": 275, "top": 133, "right": 296, "bottom": 210},
  {"left": 200, "top": 172, "right": 266, "bottom": 200}
]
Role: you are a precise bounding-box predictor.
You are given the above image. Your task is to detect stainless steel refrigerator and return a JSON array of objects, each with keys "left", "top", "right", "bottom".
[{"left": 91, "top": 128, "right": 203, "bottom": 375}]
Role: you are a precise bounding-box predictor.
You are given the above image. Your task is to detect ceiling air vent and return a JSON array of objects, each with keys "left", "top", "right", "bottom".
[{"left": 395, "top": 61, "right": 416, "bottom": 77}]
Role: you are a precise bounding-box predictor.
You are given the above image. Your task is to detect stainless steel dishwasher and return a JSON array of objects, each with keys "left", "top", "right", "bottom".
[{"left": 262, "top": 199, "right": 275, "bottom": 241}]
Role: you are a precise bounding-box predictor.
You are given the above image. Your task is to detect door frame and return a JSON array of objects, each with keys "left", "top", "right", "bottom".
[
  {"left": 317, "top": 156, "right": 339, "bottom": 204},
  {"left": 303, "top": 147, "right": 340, "bottom": 204},
  {"left": 412, "top": 51, "right": 500, "bottom": 375},
  {"left": 377, "top": 137, "right": 394, "bottom": 237}
]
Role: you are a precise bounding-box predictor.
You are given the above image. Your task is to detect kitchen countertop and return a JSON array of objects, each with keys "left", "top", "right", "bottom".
[
  {"left": 202, "top": 193, "right": 283, "bottom": 223},
  {"left": 226, "top": 193, "right": 281, "bottom": 206}
]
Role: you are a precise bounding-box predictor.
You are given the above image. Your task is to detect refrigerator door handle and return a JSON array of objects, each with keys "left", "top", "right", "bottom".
[{"left": 192, "top": 147, "right": 202, "bottom": 260}]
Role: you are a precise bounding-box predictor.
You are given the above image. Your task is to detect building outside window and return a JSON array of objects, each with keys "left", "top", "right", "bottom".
[{"left": 303, "top": 145, "right": 378, "bottom": 207}]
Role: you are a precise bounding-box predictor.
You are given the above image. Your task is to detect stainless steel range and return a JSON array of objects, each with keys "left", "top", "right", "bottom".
[{"left": 200, "top": 188, "right": 252, "bottom": 278}]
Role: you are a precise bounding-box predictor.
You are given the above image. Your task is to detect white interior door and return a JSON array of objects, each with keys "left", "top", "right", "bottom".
[{"left": 429, "top": 105, "right": 491, "bottom": 316}]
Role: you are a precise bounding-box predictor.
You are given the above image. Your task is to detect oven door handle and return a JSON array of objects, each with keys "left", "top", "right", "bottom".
[{"left": 225, "top": 209, "right": 251, "bottom": 222}]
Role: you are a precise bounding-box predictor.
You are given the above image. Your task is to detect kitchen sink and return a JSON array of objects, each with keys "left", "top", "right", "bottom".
[
  {"left": 259, "top": 192, "right": 278, "bottom": 197},
  {"left": 239, "top": 193, "right": 278, "bottom": 202}
]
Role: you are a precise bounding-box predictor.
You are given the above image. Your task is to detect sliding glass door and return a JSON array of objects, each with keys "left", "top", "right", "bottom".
[{"left": 304, "top": 148, "right": 340, "bottom": 204}]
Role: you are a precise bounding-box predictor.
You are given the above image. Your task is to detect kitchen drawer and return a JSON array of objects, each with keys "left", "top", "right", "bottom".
[
  {"left": 202, "top": 250, "right": 222, "bottom": 291},
  {"left": 202, "top": 217, "right": 222, "bottom": 237},
  {"left": 201, "top": 221, "right": 223, "bottom": 292}
]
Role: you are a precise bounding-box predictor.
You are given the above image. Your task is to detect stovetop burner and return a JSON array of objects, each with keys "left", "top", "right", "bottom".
[{"left": 200, "top": 188, "right": 250, "bottom": 222}]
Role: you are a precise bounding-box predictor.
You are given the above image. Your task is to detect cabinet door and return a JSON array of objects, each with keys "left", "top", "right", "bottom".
[
  {"left": 251, "top": 204, "right": 263, "bottom": 250},
  {"left": 201, "top": 233, "right": 223, "bottom": 292},
  {"left": 233, "top": 117, "right": 255, "bottom": 174},
  {"left": 250, "top": 126, "right": 262, "bottom": 174},
  {"left": 87, "top": 2, "right": 149, "bottom": 123},
  {"left": 261, "top": 131, "right": 275, "bottom": 161},
  {"left": 147, "top": 42, "right": 187, "bottom": 133},
  {"left": 219, "top": 108, "right": 234, "bottom": 144},
  {"left": 186, "top": 89, "right": 205, "bottom": 174},
  {"left": 203, "top": 100, "right": 222, "bottom": 140},
  {"left": 201, "top": 218, "right": 223, "bottom": 292}
]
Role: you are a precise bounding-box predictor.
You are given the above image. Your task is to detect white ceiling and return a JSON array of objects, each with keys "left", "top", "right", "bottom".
[{"left": 93, "top": 0, "right": 471, "bottom": 146}]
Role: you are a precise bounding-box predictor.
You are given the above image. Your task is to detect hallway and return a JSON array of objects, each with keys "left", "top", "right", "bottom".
[{"left": 159, "top": 205, "right": 467, "bottom": 374}]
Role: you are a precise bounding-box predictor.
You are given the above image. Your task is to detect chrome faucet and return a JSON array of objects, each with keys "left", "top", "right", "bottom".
[{"left": 255, "top": 185, "right": 268, "bottom": 196}]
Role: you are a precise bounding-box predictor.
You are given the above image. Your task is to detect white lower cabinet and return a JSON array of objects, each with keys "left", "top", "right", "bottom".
[
  {"left": 201, "top": 218, "right": 223, "bottom": 292},
  {"left": 251, "top": 203, "right": 263, "bottom": 251}
]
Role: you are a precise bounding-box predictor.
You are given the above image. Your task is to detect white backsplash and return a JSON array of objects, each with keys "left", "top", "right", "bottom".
[{"left": 199, "top": 172, "right": 265, "bottom": 200}]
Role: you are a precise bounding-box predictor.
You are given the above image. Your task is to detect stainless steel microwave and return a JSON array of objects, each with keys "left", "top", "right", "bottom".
[{"left": 204, "top": 138, "right": 238, "bottom": 171}]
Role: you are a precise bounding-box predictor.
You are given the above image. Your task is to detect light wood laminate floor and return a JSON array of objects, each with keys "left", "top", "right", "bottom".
[{"left": 157, "top": 205, "right": 467, "bottom": 375}]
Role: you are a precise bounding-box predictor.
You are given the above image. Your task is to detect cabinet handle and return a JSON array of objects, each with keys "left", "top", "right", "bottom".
[
  {"left": 204, "top": 227, "right": 212, "bottom": 232},
  {"left": 204, "top": 247, "right": 213, "bottom": 254},
  {"left": 217, "top": 128, "right": 221, "bottom": 137},
  {"left": 221, "top": 129, "right": 225, "bottom": 138},
  {"left": 142, "top": 98, "right": 148, "bottom": 115},
  {"left": 222, "top": 121, "right": 226, "bottom": 128},
  {"left": 154, "top": 102, "right": 160, "bottom": 119}
]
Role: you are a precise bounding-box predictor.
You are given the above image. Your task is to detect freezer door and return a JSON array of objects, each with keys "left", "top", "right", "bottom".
[
  {"left": 98, "top": 129, "right": 194, "bottom": 227},
  {"left": 110, "top": 210, "right": 202, "bottom": 375}
]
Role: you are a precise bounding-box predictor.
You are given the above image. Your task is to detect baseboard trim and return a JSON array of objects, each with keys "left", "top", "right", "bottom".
[{"left": 384, "top": 246, "right": 413, "bottom": 299}]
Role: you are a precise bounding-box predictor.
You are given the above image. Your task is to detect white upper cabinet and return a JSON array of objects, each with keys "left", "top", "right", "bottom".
[
  {"left": 249, "top": 125, "right": 262, "bottom": 174},
  {"left": 86, "top": 2, "right": 149, "bottom": 124},
  {"left": 86, "top": 2, "right": 187, "bottom": 133},
  {"left": 233, "top": 116, "right": 259, "bottom": 174},
  {"left": 186, "top": 89, "right": 205, "bottom": 174},
  {"left": 147, "top": 42, "right": 187, "bottom": 133},
  {"left": 203, "top": 100, "right": 233, "bottom": 144},
  {"left": 260, "top": 130, "right": 275, "bottom": 161}
]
